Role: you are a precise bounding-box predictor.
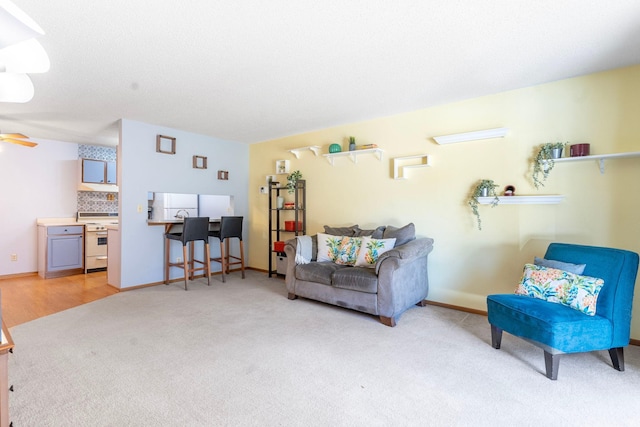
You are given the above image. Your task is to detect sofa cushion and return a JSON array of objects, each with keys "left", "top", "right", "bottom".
[
  {"left": 355, "top": 236, "right": 396, "bottom": 268},
  {"left": 324, "top": 225, "right": 359, "bottom": 236},
  {"left": 354, "top": 225, "right": 386, "bottom": 238},
  {"left": 383, "top": 223, "right": 416, "bottom": 246},
  {"left": 332, "top": 267, "right": 379, "bottom": 294},
  {"left": 534, "top": 256, "right": 586, "bottom": 275},
  {"left": 296, "top": 262, "right": 348, "bottom": 286}
]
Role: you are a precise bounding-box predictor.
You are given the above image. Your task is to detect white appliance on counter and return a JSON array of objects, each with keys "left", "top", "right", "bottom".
[
  {"left": 152, "top": 193, "right": 198, "bottom": 220},
  {"left": 76, "top": 212, "right": 119, "bottom": 273}
]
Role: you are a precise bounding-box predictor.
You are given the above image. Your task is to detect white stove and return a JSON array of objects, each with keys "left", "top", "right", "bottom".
[{"left": 76, "top": 212, "right": 118, "bottom": 272}]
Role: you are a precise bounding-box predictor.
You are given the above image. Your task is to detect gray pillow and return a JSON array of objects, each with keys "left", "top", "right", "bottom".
[
  {"left": 323, "top": 225, "right": 359, "bottom": 236},
  {"left": 534, "top": 256, "right": 586, "bottom": 275},
  {"left": 354, "top": 226, "right": 386, "bottom": 239},
  {"left": 383, "top": 223, "right": 416, "bottom": 247}
]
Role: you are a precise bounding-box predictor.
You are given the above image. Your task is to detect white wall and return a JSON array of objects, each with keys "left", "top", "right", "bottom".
[
  {"left": 0, "top": 139, "right": 78, "bottom": 275},
  {"left": 118, "top": 119, "right": 249, "bottom": 288}
]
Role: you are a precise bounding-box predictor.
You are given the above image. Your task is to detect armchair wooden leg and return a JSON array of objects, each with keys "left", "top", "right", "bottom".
[
  {"left": 544, "top": 351, "right": 559, "bottom": 380},
  {"left": 608, "top": 347, "right": 625, "bottom": 371},
  {"left": 379, "top": 316, "right": 396, "bottom": 327},
  {"left": 490, "top": 325, "right": 502, "bottom": 349},
  {"left": 287, "top": 293, "right": 297, "bottom": 300}
]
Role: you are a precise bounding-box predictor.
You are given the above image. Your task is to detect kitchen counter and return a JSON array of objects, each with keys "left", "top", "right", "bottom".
[
  {"left": 148, "top": 218, "right": 220, "bottom": 233},
  {"left": 36, "top": 217, "right": 79, "bottom": 226}
]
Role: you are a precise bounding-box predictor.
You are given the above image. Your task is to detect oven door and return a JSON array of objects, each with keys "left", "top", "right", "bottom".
[{"left": 86, "top": 231, "right": 108, "bottom": 256}]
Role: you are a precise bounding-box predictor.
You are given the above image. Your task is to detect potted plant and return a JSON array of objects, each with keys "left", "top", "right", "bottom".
[
  {"left": 468, "top": 179, "right": 500, "bottom": 230},
  {"left": 532, "top": 142, "right": 567, "bottom": 189},
  {"left": 286, "top": 170, "right": 302, "bottom": 194}
]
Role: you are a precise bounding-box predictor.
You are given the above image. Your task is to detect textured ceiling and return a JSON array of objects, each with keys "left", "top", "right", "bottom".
[{"left": 2, "top": 0, "right": 640, "bottom": 146}]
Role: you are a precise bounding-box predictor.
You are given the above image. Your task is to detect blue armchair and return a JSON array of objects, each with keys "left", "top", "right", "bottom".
[{"left": 487, "top": 243, "right": 639, "bottom": 380}]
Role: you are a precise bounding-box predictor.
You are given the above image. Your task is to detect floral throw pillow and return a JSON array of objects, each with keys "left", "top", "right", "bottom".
[
  {"left": 355, "top": 236, "right": 396, "bottom": 268},
  {"left": 334, "top": 236, "right": 363, "bottom": 266},
  {"left": 316, "top": 233, "right": 362, "bottom": 266},
  {"left": 515, "top": 264, "right": 604, "bottom": 316}
]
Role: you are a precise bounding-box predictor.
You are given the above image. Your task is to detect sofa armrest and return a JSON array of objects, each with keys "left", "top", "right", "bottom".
[{"left": 375, "top": 237, "right": 434, "bottom": 274}]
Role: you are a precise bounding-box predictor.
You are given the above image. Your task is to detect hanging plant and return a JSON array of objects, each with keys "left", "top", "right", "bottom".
[
  {"left": 532, "top": 142, "right": 567, "bottom": 189},
  {"left": 468, "top": 179, "right": 500, "bottom": 230},
  {"left": 286, "top": 170, "right": 302, "bottom": 194}
]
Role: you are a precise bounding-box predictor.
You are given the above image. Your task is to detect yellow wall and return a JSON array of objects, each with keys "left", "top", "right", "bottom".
[{"left": 249, "top": 64, "right": 640, "bottom": 337}]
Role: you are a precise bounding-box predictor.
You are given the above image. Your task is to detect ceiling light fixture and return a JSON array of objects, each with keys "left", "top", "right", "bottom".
[
  {"left": 433, "top": 127, "right": 509, "bottom": 145},
  {"left": 0, "top": 0, "right": 49, "bottom": 103}
]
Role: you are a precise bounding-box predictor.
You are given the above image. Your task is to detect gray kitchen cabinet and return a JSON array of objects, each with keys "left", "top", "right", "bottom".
[
  {"left": 106, "top": 161, "right": 116, "bottom": 184},
  {"left": 82, "top": 158, "right": 117, "bottom": 184},
  {"left": 38, "top": 225, "right": 84, "bottom": 278}
]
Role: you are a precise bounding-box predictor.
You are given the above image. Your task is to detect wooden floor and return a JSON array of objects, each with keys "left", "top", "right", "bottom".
[{"left": 0, "top": 271, "right": 118, "bottom": 328}]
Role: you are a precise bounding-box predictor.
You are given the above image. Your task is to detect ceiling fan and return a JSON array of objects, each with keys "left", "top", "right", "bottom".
[{"left": 0, "top": 132, "right": 38, "bottom": 147}]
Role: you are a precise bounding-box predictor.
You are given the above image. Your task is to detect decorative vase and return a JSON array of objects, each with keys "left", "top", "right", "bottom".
[
  {"left": 329, "top": 143, "right": 341, "bottom": 153},
  {"left": 551, "top": 148, "right": 563, "bottom": 159},
  {"left": 276, "top": 197, "right": 284, "bottom": 209},
  {"left": 480, "top": 188, "right": 489, "bottom": 197},
  {"left": 349, "top": 142, "right": 356, "bottom": 151}
]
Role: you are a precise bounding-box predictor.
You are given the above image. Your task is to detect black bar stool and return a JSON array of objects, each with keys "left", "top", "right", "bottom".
[
  {"left": 209, "top": 216, "right": 245, "bottom": 282},
  {"left": 164, "top": 217, "right": 211, "bottom": 290}
]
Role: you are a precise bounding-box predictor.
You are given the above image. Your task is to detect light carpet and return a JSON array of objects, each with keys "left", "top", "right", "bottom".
[{"left": 9, "top": 270, "right": 640, "bottom": 426}]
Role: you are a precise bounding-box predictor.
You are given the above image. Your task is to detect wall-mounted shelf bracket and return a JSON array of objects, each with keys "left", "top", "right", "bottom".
[
  {"left": 288, "top": 146, "right": 321, "bottom": 158},
  {"left": 393, "top": 155, "right": 431, "bottom": 179},
  {"left": 322, "top": 148, "right": 383, "bottom": 165}
]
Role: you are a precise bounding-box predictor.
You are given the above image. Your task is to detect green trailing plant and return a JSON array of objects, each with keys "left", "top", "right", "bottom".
[
  {"left": 468, "top": 179, "right": 499, "bottom": 230},
  {"left": 532, "top": 142, "right": 567, "bottom": 189},
  {"left": 349, "top": 136, "right": 356, "bottom": 145},
  {"left": 286, "top": 170, "right": 302, "bottom": 194}
]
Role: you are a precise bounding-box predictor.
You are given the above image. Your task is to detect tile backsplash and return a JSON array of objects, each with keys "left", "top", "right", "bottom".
[{"left": 77, "top": 144, "right": 118, "bottom": 213}]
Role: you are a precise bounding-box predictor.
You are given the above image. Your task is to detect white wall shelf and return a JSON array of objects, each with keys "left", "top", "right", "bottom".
[
  {"left": 477, "top": 195, "right": 565, "bottom": 205},
  {"left": 322, "top": 148, "right": 383, "bottom": 165},
  {"left": 393, "top": 155, "right": 431, "bottom": 179},
  {"left": 433, "top": 127, "right": 508, "bottom": 145},
  {"left": 554, "top": 151, "right": 640, "bottom": 174},
  {"left": 288, "top": 146, "right": 321, "bottom": 158}
]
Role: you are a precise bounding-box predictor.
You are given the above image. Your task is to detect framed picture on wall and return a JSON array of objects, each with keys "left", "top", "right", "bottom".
[{"left": 156, "top": 135, "right": 176, "bottom": 154}]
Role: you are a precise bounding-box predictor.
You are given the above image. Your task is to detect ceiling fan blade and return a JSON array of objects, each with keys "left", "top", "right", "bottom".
[
  {"left": 1, "top": 137, "right": 38, "bottom": 147},
  {"left": 0, "top": 133, "right": 28, "bottom": 139}
]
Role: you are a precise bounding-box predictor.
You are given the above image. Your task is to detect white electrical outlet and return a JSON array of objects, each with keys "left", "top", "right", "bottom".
[
  {"left": 176, "top": 257, "right": 182, "bottom": 263},
  {"left": 10, "top": 254, "right": 17, "bottom": 261}
]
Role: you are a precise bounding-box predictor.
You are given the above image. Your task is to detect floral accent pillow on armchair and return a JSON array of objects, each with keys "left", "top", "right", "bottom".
[{"left": 515, "top": 263, "right": 604, "bottom": 316}]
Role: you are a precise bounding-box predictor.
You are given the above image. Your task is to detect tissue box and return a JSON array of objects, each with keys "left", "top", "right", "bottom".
[
  {"left": 284, "top": 221, "right": 303, "bottom": 231},
  {"left": 273, "top": 241, "right": 285, "bottom": 252}
]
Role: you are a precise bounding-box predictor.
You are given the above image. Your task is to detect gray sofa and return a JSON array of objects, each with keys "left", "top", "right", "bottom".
[{"left": 284, "top": 223, "right": 434, "bottom": 326}]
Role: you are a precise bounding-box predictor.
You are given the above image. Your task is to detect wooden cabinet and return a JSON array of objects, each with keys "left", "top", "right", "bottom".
[
  {"left": 38, "top": 225, "right": 84, "bottom": 278},
  {"left": 268, "top": 179, "right": 306, "bottom": 277},
  {"left": 82, "top": 158, "right": 116, "bottom": 184}
]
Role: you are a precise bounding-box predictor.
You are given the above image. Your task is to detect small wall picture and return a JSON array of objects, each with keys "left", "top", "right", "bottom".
[
  {"left": 193, "top": 155, "right": 208, "bottom": 169},
  {"left": 156, "top": 135, "right": 176, "bottom": 154}
]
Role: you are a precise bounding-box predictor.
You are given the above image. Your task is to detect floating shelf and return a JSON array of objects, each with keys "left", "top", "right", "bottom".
[
  {"left": 554, "top": 151, "right": 640, "bottom": 174},
  {"left": 275, "top": 159, "right": 290, "bottom": 174},
  {"left": 433, "top": 127, "right": 508, "bottom": 145},
  {"left": 288, "top": 146, "right": 321, "bottom": 158},
  {"left": 322, "top": 148, "right": 383, "bottom": 165},
  {"left": 393, "top": 155, "right": 431, "bottom": 179},
  {"left": 477, "top": 195, "right": 565, "bottom": 205}
]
